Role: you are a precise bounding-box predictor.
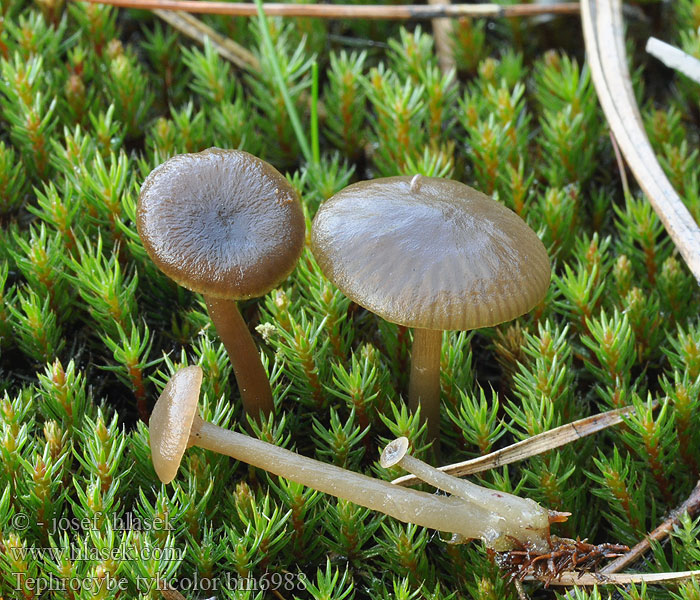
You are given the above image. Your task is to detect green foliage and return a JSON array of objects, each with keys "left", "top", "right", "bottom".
[
  {"left": 459, "top": 73, "right": 529, "bottom": 195},
  {"left": 324, "top": 50, "right": 368, "bottom": 160},
  {"left": 533, "top": 51, "right": 601, "bottom": 187},
  {"left": 447, "top": 386, "right": 503, "bottom": 455},
  {"left": 247, "top": 18, "right": 314, "bottom": 164},
  {"left": 0, "top": 3, "right": 699, "bottom": 599}
]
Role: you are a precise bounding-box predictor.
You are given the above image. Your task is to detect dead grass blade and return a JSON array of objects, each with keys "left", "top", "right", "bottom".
[
  {"left": 581, "top": 0, "right": 700, "bottom": 283},
  {"left": 647, "top": 37, "right": 700, "bottom": 85},
  {"left": 154, "top": 9, "right": 259, "bottom": 70},
  {"left": 525, "top": 569, "right": 700, "bottom": 586},
  {"left": 392, "top": 403, "right": 650, "bottom": 486}
]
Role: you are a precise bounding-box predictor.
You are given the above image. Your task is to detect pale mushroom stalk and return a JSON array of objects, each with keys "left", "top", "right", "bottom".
[
  {"left": 381, "top": 438, "right": 552, "bottom": 550},
  {"left": 190, "top": 414, "right": 516, "bottom": 544},
  {"left": 151, "top": 366, "right": 555, "bottom": 552},
  {"left": 408, "top": 328, "right": 442, "bottom": 440},
  {"left": 205, "top": 297, "right": 272, "bottom": 417}
]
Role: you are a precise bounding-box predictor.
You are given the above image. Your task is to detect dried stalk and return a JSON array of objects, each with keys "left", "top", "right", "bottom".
[
  {"left": 581, "top": 0, "right": 700, "bottom": 283},
  {"left": 647, "top": 37, "right": 700, "bottom": 85},
  {"left": 601, "top": 480, "right": 700, "bottom": 574},
  {"left": 525, "top": 569, "right": 700, "bottom": 586},
  {"left": 153, "top": 9, "right": 259, "bottom": 70},
  {"left": 392, "top": 403, "right": 649, "bottom": 486},
  {"left": 79, "top": 0, "right": 580, "bottom": 19},
  {"left": 427, "top": 0, "right": 455, "bottom": 73}
]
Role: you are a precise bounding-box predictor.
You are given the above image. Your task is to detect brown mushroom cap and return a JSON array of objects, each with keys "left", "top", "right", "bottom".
[
  {"left": 138, "top": 148, "right": 306, "bottom": 300},
  {"left": 150, "top": 365, "right": 203, "bottom": 484},
  {"left": 311, "top": 175, "right": 550, "bottom": 330}
]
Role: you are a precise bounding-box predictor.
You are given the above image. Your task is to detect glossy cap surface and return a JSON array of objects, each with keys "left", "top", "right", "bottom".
[
  {"left": 311, "top": 176, "right": 550, "bottom": 330},
  {"left": 138, "top": 148, "right": 305, "bottom": 300},
  {"left": 150, "top": 365, "right": 203, "bottom": 484}
]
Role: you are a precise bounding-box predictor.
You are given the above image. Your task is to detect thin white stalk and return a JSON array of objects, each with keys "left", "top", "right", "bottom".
[{"left": 381, "top": 438, "right": 552, "bottom": 551}]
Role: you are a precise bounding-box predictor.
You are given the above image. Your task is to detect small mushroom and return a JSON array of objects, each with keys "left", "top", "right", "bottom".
[
  {"left": 149, "top": 366, "right": 555, "bottom": 551},
  {"left": 138, "top": 148, "right": 305, "bottom": 420},
  {"left": 311, "top": 175, "right": 550, "bottom": 440}
]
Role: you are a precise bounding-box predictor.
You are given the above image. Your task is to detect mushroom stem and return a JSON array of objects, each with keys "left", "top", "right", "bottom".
[
  {"left": 408, "top": 328, "right": 443, "bottom": 440},
  {"left": 381, "top": 438, "right": 552, "bottom": 551},
  {"left": 188, "top": 418, "right": 551, "bottom": 551},
  {"left": 205, "top": 296, "right": 274, "bottom": 419}
]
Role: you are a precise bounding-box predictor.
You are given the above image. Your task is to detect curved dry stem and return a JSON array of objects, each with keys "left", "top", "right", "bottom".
[
  {"left": 205, "top": 296, "right": 273, "bottom": 420},
  {"left": 581, "top": 0, "right": 700, "bottom": 282},
  {"left": 408, "top": 328, "right": 443, "bottom": 440},
  {"left": 393, "top": 402, "right": 653, "bottom": 486}
]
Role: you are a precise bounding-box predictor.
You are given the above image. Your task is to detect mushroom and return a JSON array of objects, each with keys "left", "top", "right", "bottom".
[
  {"left": 138, "top": 148, "right": 305, "bottom": 420},
  {"left": 150, "top": 366, "right": 556, "bottom": 551},
  {"left": 311, "top": 175, "right": 550, "bottom": 440}
]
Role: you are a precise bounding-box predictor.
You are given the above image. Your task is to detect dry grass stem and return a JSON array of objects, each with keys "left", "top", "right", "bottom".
[
  {"left": 602, "top": 480, "right": 700, "bottom": 574},
  {"left": 647, "top": 37, "right": 700, "bottom": 85},
  {"left": 392, "top": 404, "right": 651, "bottom": 486},
  {"left": 609, "top": 132, "right": 631, "bottom": 200},
  {"left": 154, "top": 9, "right": 259, "bottom": 70},
  {"left": 525, "top": 569, "right": 700, "bottom": 586},
  {"left": 581, "top": 0, "right": 700, "bottom": 283}
]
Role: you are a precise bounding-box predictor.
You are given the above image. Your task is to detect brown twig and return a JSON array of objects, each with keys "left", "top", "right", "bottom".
[
  {"left": 77, "top": 0, "right": 581, "bottom": 19},
  {"left": 427, "top": 0, "right": 455, "bottom": 73},
  {"left": 601, "top": 479, "right": 700, "bottom": 574},
  {"left": 154, "top": 8, "right": 259, "bottom": 70},
  {"left": 581, "top": 0, "right": 700, "bottom": 283},
  {"left": 161, "top": 586, "right": 187, "bottom": 599},
  {"left": 393, "top": 403, "right": 653, "bottom": 486}
]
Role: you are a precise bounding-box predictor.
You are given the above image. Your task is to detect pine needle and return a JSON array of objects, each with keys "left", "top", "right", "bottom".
[{"left": 392, "top": 403, "right": 654, "bottom": 486}]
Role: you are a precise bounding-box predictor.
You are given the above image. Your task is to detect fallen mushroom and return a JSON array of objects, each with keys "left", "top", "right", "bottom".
[
  {"left": 311, "top": 175, "right": 550, "bottom": 440},
  {"left": 380, "top": 437, "right": 558, "bottom": 549},
  {"left": 149, "top": 365, "right": 558, "bottom": 552},
  {"left": 138, "top": 148, "right": 305, "bottom": 420}
]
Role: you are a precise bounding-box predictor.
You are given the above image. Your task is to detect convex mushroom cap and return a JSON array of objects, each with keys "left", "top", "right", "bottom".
[
  {"left": 137, "top": 147, "right": 305, "bottom": 300},
  {"left": 311, "top": 175, "right": 550, "bottom": 330}
]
